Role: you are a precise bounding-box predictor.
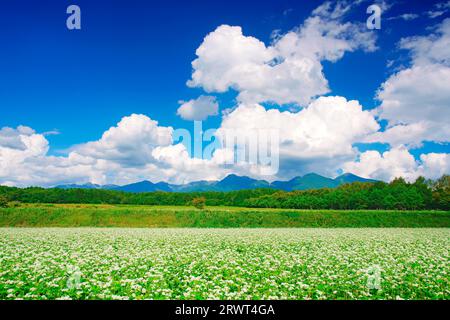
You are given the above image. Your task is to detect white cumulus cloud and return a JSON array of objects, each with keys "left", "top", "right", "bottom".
[
  {"left": 372, "top": 18, "right": 450, "bottom": 148},
  {"left": 187, "top": 2, "right": 376, "bottom": 106},
  {"left": 216, "top": 96, "right": 380, "bottom": 179},
  {"left": 177, "top": 95, "right": 219, "bottom": 121},
  {"left": 343, "top": 146, "right": 450, "bottom": 182},
  {"left": 73, "top": 114, "right": 173, "bottom": 167}
]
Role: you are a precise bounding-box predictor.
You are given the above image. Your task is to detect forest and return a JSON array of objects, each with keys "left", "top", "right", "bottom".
[{"left": 0, "top": 175, "right": 448, "bottom": 210}]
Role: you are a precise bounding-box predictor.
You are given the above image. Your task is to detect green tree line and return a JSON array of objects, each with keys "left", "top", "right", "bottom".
[{"left": 0, "top": 175, "right": 448, "bottom": 210}]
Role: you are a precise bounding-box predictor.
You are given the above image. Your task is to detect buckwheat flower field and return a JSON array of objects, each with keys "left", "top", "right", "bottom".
[{"left": 0, "top": 228, "right": 448, "bottom": 300}]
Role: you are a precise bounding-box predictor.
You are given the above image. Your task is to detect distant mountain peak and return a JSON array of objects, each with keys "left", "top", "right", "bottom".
[
  {"left": 336, "top": 172, "right": 357, "bottom": 178},
  {"left": 55, "top": 182, "right": 101, "bottom": 189},
  {"left": 221, "top": 173, "right": 242, "bottom": 180},
  {"left": 215, "top": 174, "right": 270, "bottom": 191},
  {"left": 133, "top": 180, "right": 152, "bottom": 185},
  {"left": 302, "top": 172, "right": 324, "bottom": 178},
  {"left": 110, "top": 180, "right": 171, "bottom": 193},
  {"left": 335, "top": 172, "right": 377, "bottom": 184},
  {"left": 221, "top": 174, "right": 258, "bottom": 181}
]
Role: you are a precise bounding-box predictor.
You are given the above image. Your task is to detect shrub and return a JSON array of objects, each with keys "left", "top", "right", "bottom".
[
  {"left": 0, "top": 195, "right": 9, "bottom": 208},
  {"left": 7, "top": 201, "right": 21, "bottom": 208},
  {"left": 191, "top": 197, "right": 206, "bottom": 209}
]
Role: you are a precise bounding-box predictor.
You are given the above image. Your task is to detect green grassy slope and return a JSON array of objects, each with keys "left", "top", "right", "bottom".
[{"left": 0, "top": 204, "right": 448, "bottom": 228}]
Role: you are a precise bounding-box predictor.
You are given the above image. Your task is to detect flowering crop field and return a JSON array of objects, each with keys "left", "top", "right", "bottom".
[{"left": 0, "top": 228, "right": 448, "bottom": 300}]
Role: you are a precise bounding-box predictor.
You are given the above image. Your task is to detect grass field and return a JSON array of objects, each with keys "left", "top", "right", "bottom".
[
  {"left": 0, "top": 204, "right": 449, "bottom": 227},
  {"left": 0, "top": 228, "right": 448, "bottom": 300}
]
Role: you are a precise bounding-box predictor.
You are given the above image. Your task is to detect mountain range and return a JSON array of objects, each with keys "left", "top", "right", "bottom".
[{"left": 55, "top": 173, "right": 377, "bottom": 193}]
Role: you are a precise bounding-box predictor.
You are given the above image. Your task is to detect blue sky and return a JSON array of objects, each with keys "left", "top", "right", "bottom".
[{"left": 0, "top": 0, "right": 449, "bottom": 186}]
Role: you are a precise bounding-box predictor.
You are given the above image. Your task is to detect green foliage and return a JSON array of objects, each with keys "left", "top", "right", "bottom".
[
  {"left": 244, "top": 177, "right": 448, "bottom": 210},
  {"left": 0, "top": 175, "right": 448, "bottom": 210},
  {"left": 0, "top": 205, "right": 448, "bottom": 227},
  {"left": 430, "top": 175, "right": 450, "bottom": 210}
]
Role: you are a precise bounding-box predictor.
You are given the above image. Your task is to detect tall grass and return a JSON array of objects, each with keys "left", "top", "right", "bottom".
[{"left": 0, "top": 204, "right": 448, "bottom": 227}]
